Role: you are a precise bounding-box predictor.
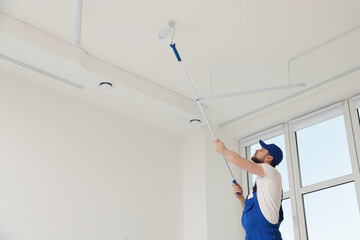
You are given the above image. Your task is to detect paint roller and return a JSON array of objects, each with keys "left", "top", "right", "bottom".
[
  {"left": 159, "top": 20, "right": 241, "bottom": 194},
  {"left": 159, "top": 21, "right": 175, "bottom": 39}
]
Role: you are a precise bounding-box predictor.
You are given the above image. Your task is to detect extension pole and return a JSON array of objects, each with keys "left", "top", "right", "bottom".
[{"left": 170, "top": 43, "right": 240, "bottom": 193}]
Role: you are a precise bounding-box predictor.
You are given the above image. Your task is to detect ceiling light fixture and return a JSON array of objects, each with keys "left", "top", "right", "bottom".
[
  {"left": 99, "top": 81, "right": 113, "bottom": 90},
  {"left": 189, "top": 119, "right": 202, "bottom": 127}
]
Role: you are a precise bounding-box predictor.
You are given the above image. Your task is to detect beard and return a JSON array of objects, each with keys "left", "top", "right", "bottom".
[{"left": 251, "top": 156, "right": 264, "bottom": 164}]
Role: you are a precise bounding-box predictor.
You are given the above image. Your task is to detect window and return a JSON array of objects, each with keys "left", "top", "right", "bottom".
[
  {"left": 353, "top": 95, "right": 360, "bottom": 121},
  {"left": 250, "top": 135, "right": 289, "bottom": 192},
  {"left": 296, "top": 115, "right": 352, "bottom": 187},
  {"left": 241, "top": 98, "right": 360, "bottom": 240},
  {"left": 246, "top": 133, "right": 295, "bottom": 239},
  {"left": 303, "top": 182, "right": 360, "bottom": 239},
  {"left": 280, "top": 198, "right": 295, "bottom": 240}
]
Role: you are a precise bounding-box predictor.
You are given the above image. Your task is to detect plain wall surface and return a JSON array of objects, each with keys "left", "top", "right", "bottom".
[
  {"left": 204, "top": 128, "right": 242, "bottom": 240},
  {"left": 182, "top": 130, "right": 207, "bottom": 240},
  {"left": 182, "top": 128, "right": 242, "bottom": 240},
  {"left": 0, "top": 71, "right": 183, "bottom": 240}
]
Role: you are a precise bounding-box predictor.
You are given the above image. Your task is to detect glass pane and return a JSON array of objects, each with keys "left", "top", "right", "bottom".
[
  {"left": 358, "top": 108, "right": 360, "bottom": 120},
  {"left": 249, "top": 135, "right": 289, "bottom": 192},
  {"left": 296, "top": 115, "right": 352, "bottom": 187},
  {"left": 279, "top": 198, "right": 295, "bottom": 240},
  {"left": 303, "top": 182, "right": 360, "bottom": 239}
]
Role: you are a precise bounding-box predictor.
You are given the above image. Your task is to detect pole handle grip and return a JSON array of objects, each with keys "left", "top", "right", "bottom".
[
  {"left": 232, "top": 180, "right": 242, "bottom": 195},
  {"left": 170, "top": 43, "right": 182, "bottom": 62}
]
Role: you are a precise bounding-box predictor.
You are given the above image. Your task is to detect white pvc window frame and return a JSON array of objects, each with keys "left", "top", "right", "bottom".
[
  {"left": 240, "top": 124, "right": 290, "bottom": 239},
  {"left": 240, "top": 96, "right": 360, "bottom": 240},
  {"left": 241, "top": 124, "right": 300, "bottom": 239},
  {"left": 240, "top": 124, "right": 286, "bottom": 193},
  {"left": 348, "top": 95, "right": 360, "bottom": 211},
  {"left": 289, "top": 102, "right": 344, "bottom": 131},
  {"left": 351, "top": 94, "right": 360, "bottom": 108}
]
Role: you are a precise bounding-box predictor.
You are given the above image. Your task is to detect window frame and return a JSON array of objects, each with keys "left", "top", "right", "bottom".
[
  {"left": 240, "top": 96, "right": 360, "bottom": 240},
  {"left": 241, "top": 125, "right": 300, "bottom": 240}
]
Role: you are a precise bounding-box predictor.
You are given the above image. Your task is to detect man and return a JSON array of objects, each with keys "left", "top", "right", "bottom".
[{"left": 214, "top": 139, "right": 284, "bottom": 240}]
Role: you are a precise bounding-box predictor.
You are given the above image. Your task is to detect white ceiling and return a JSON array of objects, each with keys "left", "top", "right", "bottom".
[{"left": 1, "top": 0, "right": 360, "bottom": 137}]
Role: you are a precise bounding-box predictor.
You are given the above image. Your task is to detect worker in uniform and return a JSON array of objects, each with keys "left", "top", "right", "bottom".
[{"left": 214, "top": 139, "right": 284, "bottom": 240}]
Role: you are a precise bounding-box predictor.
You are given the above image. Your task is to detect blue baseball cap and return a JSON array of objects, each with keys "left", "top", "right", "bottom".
[{"left": 259, "top": 140, "right": 283, "bottom": 166}]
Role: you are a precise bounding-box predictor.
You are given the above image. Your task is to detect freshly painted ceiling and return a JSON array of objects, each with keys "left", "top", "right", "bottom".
[{"left": 1, "top": 0, "right": 360, "bottom": 137}]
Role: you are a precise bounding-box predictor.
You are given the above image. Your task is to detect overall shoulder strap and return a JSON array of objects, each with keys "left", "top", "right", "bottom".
[{"left": 246, "top": 183, "right": 257, "bottom": 200}]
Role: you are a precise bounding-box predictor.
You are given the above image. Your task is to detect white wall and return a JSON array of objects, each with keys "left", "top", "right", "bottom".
[
  {"left": 182, "top": 130, "right": 207, "bottom": 240},
  {"left": 0, "top": 69, "right": 246, "bottom": 240},
  {"left": 0, "top": 71, "right": 183, "bottom": 240},
  {"left": 182, "top": 127, "right": 242, "bottom": 240},
  {"left": 204, "top": 128, "right": 242, "bottom": 240}
]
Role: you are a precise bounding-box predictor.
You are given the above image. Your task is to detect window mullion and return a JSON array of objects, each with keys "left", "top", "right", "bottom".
[
  {"left": 345, "top": 100, "right": 360, "bottom": 214},
  {"left": 299, "top": 174, "right": 354, "bottom": 195},
  {"left": 239, "top": 143, "right": 251, "bottom": 197},
  {"left": 284, "top": 123, "right": 301, "bottom": 240},
  {"left": 239, "top": 141, "right": 247, "bottom": 240},
  {"left": 288, "top": 123, "right": 308, "bottom": 240}
]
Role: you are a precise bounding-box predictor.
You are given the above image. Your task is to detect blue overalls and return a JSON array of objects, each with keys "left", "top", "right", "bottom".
[{"left": 242, "top": 184, "right": 284, "bottom": 240}]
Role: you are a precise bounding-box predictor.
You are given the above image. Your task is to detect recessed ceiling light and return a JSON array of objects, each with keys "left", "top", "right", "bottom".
[
  {"left": 99, "top": 82, "right": 113, "bottom": 90},
  {"left": 189, "top": 119, "right": 201, "bottom": 127}
]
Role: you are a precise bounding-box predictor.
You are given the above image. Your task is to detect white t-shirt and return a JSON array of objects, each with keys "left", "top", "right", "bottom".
[{"left": 247, "top": 163, "right": 283, "bottom": 224}]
